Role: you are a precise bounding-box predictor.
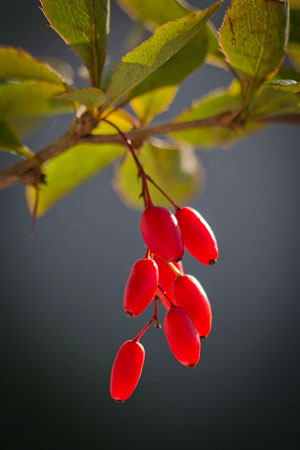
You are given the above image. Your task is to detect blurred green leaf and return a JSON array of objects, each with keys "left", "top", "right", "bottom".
[
  {"left": 266, "top": 79, "right": 300, "bottom": 93},
  {"left": 170, "top": 86, "right": 257, "bottom": 149},
  {"left": 0, "top": 82, "right": 71, "bottom": 119},
  {"left": 219, "top": 0, "right": 289, "bottom": 100},
  {"left": 0, "top": 120, "right": 33, "bottom": 158},
  {"left": 289, "top": 6, "right": 300, "bottom": 43},
  {"left": 249, "top": 86, "right": 300, "bottom": 119},
  {"left": 0, "top": 46, "right": 64, "bottom": 86},
  {"left": 130, "top": 86, "right": 178, "bottom": 124},
  {"left": 41, "top": 0, "right": 110, "bottom": 87},
  {"left": 288, "top": 44, "right": 300, "bottom": 72},
  {"left": 106, "top": 3, "right": 221, "bottom": 105},
  {"left": 26, "top": 143, "right": 124, "bottom": 216},
  {"left": 56, "top": 87, "right": 106, "bottom": 108},
  {"left": 113, "top": 140, "right": 204, "bottom": 210}
]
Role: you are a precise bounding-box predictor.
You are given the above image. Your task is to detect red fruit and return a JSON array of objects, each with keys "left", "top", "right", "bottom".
[
  {"left": 176, "top": 207, "right": 218, "bottom": 265},
  {"left": 124, "top": 258, "right": 158, "bottom": 317},
  {"left": 140, "top": 206, "right": 184, "bottom": 262},
  {"left": 164, "top": 306, "right": 200, "bottom": 367},
  {"left": 154, "top": 256, "right": 183, "bottom": 310},
  {"left": 172, "top": 274, "right": 212, "bottom": 337},
  {"left": 110, "top": 340, "right": 145, "bottom": 401}
]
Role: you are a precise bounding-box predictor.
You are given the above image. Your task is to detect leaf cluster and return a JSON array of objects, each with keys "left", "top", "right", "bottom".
[{"left": 0, "top": 0, "right": 299, "bottom": 217}]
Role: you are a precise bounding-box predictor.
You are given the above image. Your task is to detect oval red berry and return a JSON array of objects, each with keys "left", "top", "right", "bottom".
[
  {"left": 164, "top": 306, "right": 200, "bottom": 367},
  {"left": 154, "top": 256, "right": 183, "bottom": 310},
  {"left": 124, "top": 258, "right": 158, "bottom": 317},
  {"left": 140, "top": 206, "right": 184, "bottom": 262},
  {"left": 172, "top": 274, "right": 212, "bottom": 337},
  {"left": 110, "top": 340, "right": 145, "bottom": 401},
  {"left": 176, "top": 207, "right": 218, "bottom": 265}
]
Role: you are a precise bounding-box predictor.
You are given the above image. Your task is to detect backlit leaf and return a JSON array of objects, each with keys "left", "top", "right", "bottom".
[
  {"left": 41, "top": 0, "right": 110, "bottom": 87},
  {"left": 0, "top": 46, "right": 64, "bottom": 85},
  {"left": 26, "top": 143, "right": 124, "bottom": 216},
  {"left": 130, "top": 86, "right": 178, "bottom": 124},
  {"left": 113, "top": 140, "right": 204, "bottom": 209},
  {"left": 56, "top": 87, "right": 106, "bottom": 108},
  {"left": 220, "top": 0, "right": 289, "bottom": 100},
  {"left": 0, "top": 120, "right": 33, "bottom": 158},
  {"left": 170, "top": 87, "right": 254, "bottom": 149},
  {"left": 0, "top": 82, "right": 71, "bottom": 119},
  {"left": 117, "top": 0, "right": 227, "bottom": 69},
  {"left": 106, "top": 3, "right": 221, "bottom": 105}
]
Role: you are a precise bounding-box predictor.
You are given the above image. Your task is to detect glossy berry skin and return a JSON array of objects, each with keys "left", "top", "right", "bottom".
[
  {"left": 154, "top": 256, "right": 183, "bottom": 310},
  {"left": 140, "top": 206, "right": 184, "bottom": 262},
  {"left": 172, "top": 274, "right": 212, "bottom": 337},
  {"left": 123, "top": 258, "right": 158, "bottom": 317},
  {"left": 110, "top": 340, "right": 145, "bottom": 401},
  {"left": 164, "top": 306, "right": 200, "bottom": 367},
  {"left": 176, "top": 207, "right": 218, "bottom": 265}
]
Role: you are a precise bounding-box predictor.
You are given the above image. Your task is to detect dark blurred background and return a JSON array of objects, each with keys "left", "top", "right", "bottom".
[{"left": 0, "top": 1, "right": 299, "bottom": 449}]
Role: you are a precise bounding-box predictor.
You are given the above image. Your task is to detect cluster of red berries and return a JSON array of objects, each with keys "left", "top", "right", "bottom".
[{"left": 110, "top": 204, "right": 218, "bottom": 402}]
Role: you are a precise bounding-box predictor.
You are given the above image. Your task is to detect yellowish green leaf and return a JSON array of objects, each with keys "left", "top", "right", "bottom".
[
  {"left": 0, "top": 46, "right": 64, "bottom": 86},
  {"left": 0, "top": 82, "right": 71, "bottom": 119},
  {"left": 26, "top": 143, "right": 124, "bottom": 216},
  {"left": 106, "top": 4, "right": 221, "bottom": 105},
  {"left": 0, "top": 120, "right": 33, "bottom": 158},
  {"left": 130, "top": 86, "right": 178, "bottom": 124},
  {"left": 113, "top": 140, "right": 204, "bottom": 210},
  {"left": 56, "top": 87, "right": 106, "bottom": 108},
  {"left": 220, "top": 0, "right": 289, "bottom": 100},
  {"left": 41, "top": 0, "right": 110, "bottom": 87}
]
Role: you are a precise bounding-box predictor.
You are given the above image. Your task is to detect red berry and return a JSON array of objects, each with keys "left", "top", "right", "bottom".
[
  {"left": 124, "top": 258, "right": 158, "bottom": 317},
  {"left": 154, "top": 256, "right": 183, "bottom": 310},
  {"left": 172, "top": 275, "right": 212, "bottom": 337},
  {"left": 176, "top": 207, "right": 218, "bottom": 265},
  {"left": 110, "top": 340, "right": 145, "bottom": 401},
  {"left": 140, "top": 206, "right": 184, "bottom": 262},
  {"left": 164, "top": 306, "right": 200, "bottom": 367}
]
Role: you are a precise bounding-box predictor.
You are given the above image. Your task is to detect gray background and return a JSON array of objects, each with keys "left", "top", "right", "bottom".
[{"left": 0, "top": 1, "right": 299, "bottom": 449}]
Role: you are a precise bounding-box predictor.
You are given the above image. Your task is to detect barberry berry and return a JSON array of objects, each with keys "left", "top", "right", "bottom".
[
  {"left": 164, "top": 305, "right": 200, "bottom": 367},
  {"left": 110, "top": 340, "right": 145, "bottom": 401},
  {"left": 123, "top": 258, "right": 158, "bottom": 317},
  {"left": 154, "top": 256, "right": 183, "bottom": 309},
  {"left": 176, "top": 207, "right": 218, "bottom": 265},
  {"left": 140, "top": 206, "right": 184, "bottom": 262},
  {"left": 172, "top": 274, "right": 212, "bottom": 337}
]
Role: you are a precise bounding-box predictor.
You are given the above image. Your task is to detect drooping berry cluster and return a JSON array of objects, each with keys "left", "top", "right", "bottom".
[
  {"left": 103, "top": 118, "right": 218, "bottom": 402},
  {"left": 110, "top": 204, "right": 218, "bottom": 401}
]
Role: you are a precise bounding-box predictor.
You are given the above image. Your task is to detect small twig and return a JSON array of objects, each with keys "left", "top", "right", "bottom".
[{"left": 0, "top": 112, "right": 299, "bottom": 191}]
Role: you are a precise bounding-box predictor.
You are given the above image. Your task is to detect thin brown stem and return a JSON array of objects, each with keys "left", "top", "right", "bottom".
[{"left": 0, "top": 112, "right": 299, "bottom": 191}]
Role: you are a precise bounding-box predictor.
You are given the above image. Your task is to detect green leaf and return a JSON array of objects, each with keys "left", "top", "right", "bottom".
[
  {"left": 289, "top": 6, "right": 300, "bottom": 43},
  {"left": 106, "top": 3, "right": 221, "bottom": 105},
  {"left": 170, "top": 86, "right": 257, "bottom": 149},
  {"left": 113, "top": 140, "right": 204, "bottom": 210},
  {"left": 56, "top": 87, "right": 106, "bottom": 108},
  {"left": 249, "top": 86, "right": 300, "bottom": 118},
  {"left": 288, "top": 43, "right": 300, "bottom": 72},
  {"left": 117, "top": 0, "right": 227, "bottom": 69},
  {"left": 0, "top": 120, "right": 33, "bottom": 158},
  {"left": 0, "top": 46, "right": 64, "bottom": 85},
  {"left": 26, "top": 143, "right": 124, "bottom": 216},
  {"left": 117, "top": 0, "right": 193, "bottom": 28},
  {"left": 41, "top": 0, "right": 110, "bottom": 87},
  {"left": 219, "top": 0, "right": 289, "bottom": 101},
  {"left": 126, "top": 31, "right": 209, "bottom": 101},
  {"left": 130, "top": 85, "right": 178, "bottom": 124},
  {"left": 267, "top": 79, "right": 300, "bottom": 93},
  {"left": 0, "top": 82, "right": 71, "bottom": 119},
  {"left": 206, "top": 23, "right": 228, "bottom": 70}
]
